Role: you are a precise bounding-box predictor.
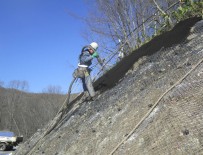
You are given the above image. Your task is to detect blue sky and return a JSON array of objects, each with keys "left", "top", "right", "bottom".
[{"left": 0, "top": 0, "right": 90, "bottom": 93}]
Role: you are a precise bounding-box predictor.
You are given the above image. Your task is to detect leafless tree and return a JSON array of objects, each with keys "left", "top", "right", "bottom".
[
  {"left": 0, "top": 86, "right": 66, "bottom": 139},
  {"left": 82, "top": 0, "right": 153, "bottom": 53},
  {"left": 151, "top": 0, "right": 173, "bottom": 26},
  {"left": 42, "top": 85, "right": 63, "bottom": 94},
  {"left": 82, "top": 0, "right": 178, "bottom": 54},
  {"left": 4, "top": 80, "right": 28, "bottom": 135},
  {"left": 8, "top": 80, "right": 29, "bottom": 92}
]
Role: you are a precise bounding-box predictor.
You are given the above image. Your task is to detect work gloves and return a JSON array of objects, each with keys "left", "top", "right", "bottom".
[{"left": 92, "top": 52, "right": 99, "bottom": 58}]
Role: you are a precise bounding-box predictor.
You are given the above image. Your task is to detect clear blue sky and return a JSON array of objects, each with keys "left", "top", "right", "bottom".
[{"left": 0, "top": 0, "right": 90, "bottom": 93}]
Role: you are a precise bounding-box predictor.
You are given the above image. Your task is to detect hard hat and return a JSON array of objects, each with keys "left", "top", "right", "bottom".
[{"left": 90, "top": 42, "right": 98, "bottom": 50}]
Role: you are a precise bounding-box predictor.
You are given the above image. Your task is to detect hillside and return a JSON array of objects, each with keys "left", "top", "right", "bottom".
[
  {"left": 0, "top": 87, "right": 72, "bottom": 140},
  {"left": 15, "top": 17, "right": 203, "bottom": 155}
]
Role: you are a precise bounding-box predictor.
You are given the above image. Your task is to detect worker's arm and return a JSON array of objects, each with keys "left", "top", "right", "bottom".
[
  {"left": 90, "top": 51, "right": 103, "bottom": 66},
  {"left": 97, "top": 56, "right": 107, "bottom": 72},
  {"left": 97, "top": 57, "right": 104, "bottom": 66},
  {"left": 81, "top": 50, "right": 101, "bottom": 63}
]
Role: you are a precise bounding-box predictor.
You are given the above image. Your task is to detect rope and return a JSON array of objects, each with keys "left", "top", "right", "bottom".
[
  {"left": 109, "top": 57, "right": 203, "bottom": 155},
  {"left": 58, "top": 77, "right": 77, "bottom": 114},
  {"left": 26, "top": 77, "right": 81, "bottom": 155},
  {"left": 23, "top": 3, "right": 183, "bottom": 153}
]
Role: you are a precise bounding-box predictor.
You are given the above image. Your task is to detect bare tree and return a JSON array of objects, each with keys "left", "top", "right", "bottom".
[
  {"left": 83, "top": 0, "right": 157, "bottom": 53},
  {"left": 42, "top": 85, "right": 63, "bottom": 94},
  {"left": 2, "top": 80, "right": 29, "bottom": 135},
  {"left": 83, "top": 0, "right": 178, "bottom": 52},
  {"left": 8, "top": 80, "right": 29, "bottom": 92},
  {"left": 0, "top": 86, "right": 65, "bottom": 139},
  {"left": 151, "top": 0, "right": 173, "bottom": 26}
]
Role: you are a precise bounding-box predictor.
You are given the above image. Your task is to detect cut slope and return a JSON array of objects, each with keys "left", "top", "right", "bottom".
[{"left": 15, "top": 17, "right": 203, "bottom": 155}]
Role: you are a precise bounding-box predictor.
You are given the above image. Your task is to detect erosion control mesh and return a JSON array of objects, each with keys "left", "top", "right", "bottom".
[
  {"left": 15, "top": 19, "right": 203, "bottom": 155},
  {"left": 111, "top": 20, "right": 203, "bottom": 155}
]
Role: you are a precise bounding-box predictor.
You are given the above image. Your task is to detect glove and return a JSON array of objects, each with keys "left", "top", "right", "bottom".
[
  {"left": 97, "top": 57, "right": 104, "bottom": 66},
  {"left": 92, "top": 52, "right": 99, "bottom": 58}
]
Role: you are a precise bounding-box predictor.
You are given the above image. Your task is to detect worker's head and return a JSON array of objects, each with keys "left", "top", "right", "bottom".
[
  {"left": 90, "top": 42, "right": 98, "bottom": 51},
  {"left": 88, "top": 48, "right": 95, "bottom": 55}
]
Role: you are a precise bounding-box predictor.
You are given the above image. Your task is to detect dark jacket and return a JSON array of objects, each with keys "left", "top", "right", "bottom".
[{"left": 79, "top": 46, "right": 94, "bottom": 67}]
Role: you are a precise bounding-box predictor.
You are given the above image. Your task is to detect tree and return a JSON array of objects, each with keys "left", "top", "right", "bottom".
[
  {"left": 83, "top": 0, "right": 170, "bottom": 54},
  {"left": 42, "top": 85, "right": 63, "bottom": 94},
  {"left": 0, "top": 86, "right": 65, "bottom": 140},
  {"left": 76, "top": 0, "right": 186, "bottom": 75},
  {"left": 8, "top": 80, "right": 29, "bottom": 92},
  {"left": 151, "top": 0, "right": 173, "bottom": 27},
  {"left": 84, "top": 0, "right": 139, "bottom": 51}
]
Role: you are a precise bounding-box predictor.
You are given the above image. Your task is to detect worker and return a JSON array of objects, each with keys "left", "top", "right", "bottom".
[
  {"left": 77, "top": 42, "right": 102, "bottom": 101},
  {"left": 117, "top": 39, "right": 130, "bottom": 61}
]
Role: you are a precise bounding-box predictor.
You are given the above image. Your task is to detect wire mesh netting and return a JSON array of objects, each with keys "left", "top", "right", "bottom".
[
  {"left": 72, "top": 1, "right": 183, "bottom": 93},
  {"left": 111, "top": 19, "right": 203, "bottom": 155},
  {"left": 15, "top": 18, "right": 203, "bottom": 155}
]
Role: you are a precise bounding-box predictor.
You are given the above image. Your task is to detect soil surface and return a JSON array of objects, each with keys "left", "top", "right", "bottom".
[{"left": 15, "top": 17, "right": 203, "bottom": 155}]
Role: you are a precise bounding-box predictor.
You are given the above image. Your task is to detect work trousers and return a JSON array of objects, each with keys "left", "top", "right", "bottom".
[{"left": 81, "top": 73, "right": 96, "bottom": 97}]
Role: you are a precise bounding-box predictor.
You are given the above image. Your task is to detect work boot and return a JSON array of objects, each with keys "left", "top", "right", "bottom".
[
  {"left": 87, "top": 93, "right": 100, "bottom": 101},
  {"left": 83, "top": 91, "right": 89, "bottom": 97},
  {"left": 86, "top": 94, "right": 99, "bottom": 101},
  {"left": 83, "top": 91, "right": 99, "bottom": 102},
  {"left": 86, "top": 96, "right": 93, "bottom": 101},
  {"left": 81, "top": 91, "right": 91, "bottom": 102}
]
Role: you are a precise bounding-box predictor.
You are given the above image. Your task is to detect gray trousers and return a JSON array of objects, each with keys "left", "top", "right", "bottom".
[{"left": 81, "top": 74, "right": 96, "bottom": 97}]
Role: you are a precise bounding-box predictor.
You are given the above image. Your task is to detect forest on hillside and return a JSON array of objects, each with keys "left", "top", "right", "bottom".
[{"left": 0, "top": 87, "right": 68, "bottom": 140}]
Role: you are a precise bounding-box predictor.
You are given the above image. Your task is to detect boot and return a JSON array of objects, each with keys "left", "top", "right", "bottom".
[{"left": 81, "top": 91, "right": 89, "bottom": 102}]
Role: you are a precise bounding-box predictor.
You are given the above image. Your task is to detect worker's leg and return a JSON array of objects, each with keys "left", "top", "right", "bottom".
[
  {"left": 85, "top": 75, "right": 96, "bottom": 97},
  {"left": 81, "top": 77, "right": 88, "bottom": 91},
  {"left": 81, "top": 77, "right": 90, "bottom": 99}
]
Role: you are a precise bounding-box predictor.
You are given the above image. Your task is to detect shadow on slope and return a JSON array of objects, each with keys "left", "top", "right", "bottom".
[
  {"left": 14, "top": 17, "right": 203, "bottom": 155},
  {"left": 94, "top": 17, "right": 202, "bottom": 92}
]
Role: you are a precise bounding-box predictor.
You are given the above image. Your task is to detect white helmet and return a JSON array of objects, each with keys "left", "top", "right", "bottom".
[{"left": 90, "top": 42, "right": 98, "bottom": 50}]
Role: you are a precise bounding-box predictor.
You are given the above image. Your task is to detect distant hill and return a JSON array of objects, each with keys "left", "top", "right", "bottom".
[{"left": 0, "top": 87, "right": 77, "bottom": 140}]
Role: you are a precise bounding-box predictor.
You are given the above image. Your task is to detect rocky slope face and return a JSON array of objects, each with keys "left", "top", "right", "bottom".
[{"left": 15, "top": 17, "right": 203, "bottom": 155}]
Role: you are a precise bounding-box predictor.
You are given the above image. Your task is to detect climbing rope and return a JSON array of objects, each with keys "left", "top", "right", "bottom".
[
  {"left": 109, "top": 57, "right": 203, "bottom": 155},
  {"left": 26, "top": 56, "right": 107, "bottom": 154},
  {"left": 26, "top": 77, "right": 81, "bottom": 155}
]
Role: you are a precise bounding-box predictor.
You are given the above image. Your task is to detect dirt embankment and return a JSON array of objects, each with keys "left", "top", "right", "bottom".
[{"left": 15, "top": 17, "right": 203, "bottom": 155}]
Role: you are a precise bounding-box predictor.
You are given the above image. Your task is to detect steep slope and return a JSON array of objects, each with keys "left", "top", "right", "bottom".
[{"left": 15, "top": 17, "right": 203, "bottom": 155}]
